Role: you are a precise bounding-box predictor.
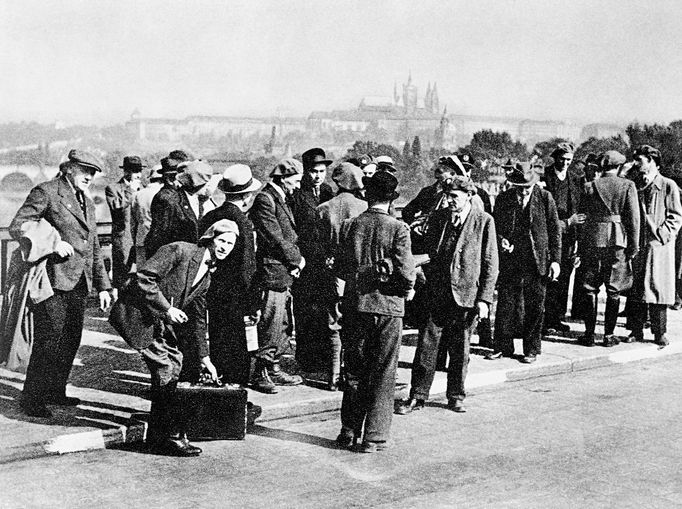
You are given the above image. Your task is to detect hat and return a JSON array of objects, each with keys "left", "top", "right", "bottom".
[
  {"left": 599, "top": 150, "right": 626, "bottom": 168},
  {"left": 332, "top": 162, "right": 364, "bottom": 191},
  {"left": 302, "top": 148, "right": 333, "bottom": 170},
  {"left": 357, "top": 154, "right": 373, "bottom": 168},
  {"left": 148, "top": 164, "right": 163, "bottom": 182},
  {"left": 437, "top": 155, "right": 467, "bottom": 176},
  {"left": 67, "top": 149, "right": 104, "bottom": 173},
  {"left": 176, "top": 160, "right": 213, "bottom": 189},
  {"left": 444, "top": 176, "right": 477, "bottom": 194},
  {"left": 550, "top": 142, "right": 576, "bottom": 160},
  {"left": 220, "top": 164, "right": 262, "bottom": 194},
  {"left": 160, "top": 156, "right": 181, "bottom": 174},
  {"left": 168, "top": 150, "right": 193, "bottom": 162},
  {"left": 374, "top": 155, "right": 396, "bottom": 173},
  {"left": 119, "top": 155, "right": 146, "bottom": 173},
  {"left": 507, "top": 162, "right": 539, "bottom": 187},
  {"left": 199, "top": 219, "right": 240, "bottom": 246},
  {"left": 454, "top": 151, "right": 476, "bottom": 170},
  {"left": 270, "top": 158, "right": 303, "bottom": 177},
  {"left": 633, "top": 144, "right": 662, "bottom": 166},
  {"left": 363, "top": 171, "right": 399, "bottom": 201}
]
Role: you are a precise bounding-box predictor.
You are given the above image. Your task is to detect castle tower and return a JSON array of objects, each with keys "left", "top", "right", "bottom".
[
  {"left": 425, "top": 82, "right": 432, "bottom": 112},
  {"left": 402, "top": 71, "right": 418, "bottom": 114},
  {"left": 432, "top": 83, "right": 440, "bottom": 114}
]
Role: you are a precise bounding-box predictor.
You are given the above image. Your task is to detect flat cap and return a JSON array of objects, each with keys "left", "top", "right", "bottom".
[
  {"left": 68, "top": 149, "right": 104, "bottom": 173},
  {"left": 199, "top": 219, "right": 240, "bottom": 246},
  {"left": 176, "top": 160, "right": 213, "bottom": 188},
  {"left": 550, "top": 142, "right": 576, "bottom": 159},
  {"left": 270, "top": 158, "right": 303, "bottom": 177},
  {"left": 332, "top": 162, "right": 364, "bottom": 191},
  {"left": 599, "top": 150, "right": 626, "bottom": 168},
  {"left": 443, "top": 175, "right": 477, "bottom": 194}
]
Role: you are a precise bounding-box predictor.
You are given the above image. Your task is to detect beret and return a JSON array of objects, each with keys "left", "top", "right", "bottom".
[{"left": 199, "top": 219, "right": 239, "bottom": 246}]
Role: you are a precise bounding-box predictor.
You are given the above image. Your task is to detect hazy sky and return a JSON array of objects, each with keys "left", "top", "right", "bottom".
[{"left": 2, "top": 0, "right": 681, "bottom": 126}]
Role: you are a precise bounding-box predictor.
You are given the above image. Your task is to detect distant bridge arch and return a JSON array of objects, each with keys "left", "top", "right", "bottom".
[{"left": 1, "top": 172, "right": 34, "bottom": 192}]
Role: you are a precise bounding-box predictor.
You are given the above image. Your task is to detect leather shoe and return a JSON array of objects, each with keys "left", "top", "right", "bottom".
[
  {"left": 335, "top": 430, "right": 357, "bottom": 449},
  {"left": 395, "top": 398, "right": 425, "bottom": 415},
  {"left": 21, "top": 401, "right": 52, "bottom": 418},
  {"left": 603, "top": 334, "right": 620, "bottom": 347},
  {"left": 655, "top": 334, "right": 669, "bottom": 349},
  {"left": 520, "top": 355, "right": 537, "bottom": 364},
  {"left": 447, "top": 399, "right": 466, "bottom": 413},
  {"left": 47, "top": 395, "right": 81, "bottom": 406},
  {"left": 247, "top": 402, "right": 263, "bottom": 425},
  {"left": 151, "top": 437, "right": 201, "bottom": 457},
  {"left": 269, "top": 368, "right": 303, "bottom": 386},
  {"left": 485, "top": 351, "right": 513, "bottom": 360},
  {"left": 251, "top": 367, "right": 278, "bottom": 394},
  {"left": 625, "top": 331, "right": 644, "bottom": 343},
  {"left": 180, "top": 434, "right": 203, "bottom": 454},
  {"left": 358, "top": 441, "right": 388, "bottom": 453},
  {"left": 577, "top": 334, "right": 595, "bottom": 347}
]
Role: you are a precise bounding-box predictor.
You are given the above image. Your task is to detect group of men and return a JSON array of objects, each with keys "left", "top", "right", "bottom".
[{"left": 7, "top": 139, "right": 682, "bottom": 456}]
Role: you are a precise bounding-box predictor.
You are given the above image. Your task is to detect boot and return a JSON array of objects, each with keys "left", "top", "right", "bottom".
[
  {"left": 251, "top": 363, "right": 278, "bottom": 394},
  {"left": 604, "top": 297, "right": 620, "bottom": 337},
  {"left": 269, "top": 363, "right": 303, "bottom": 386},
  {"left": 581, "top": 293, "right": 598, "bottom": 344}
]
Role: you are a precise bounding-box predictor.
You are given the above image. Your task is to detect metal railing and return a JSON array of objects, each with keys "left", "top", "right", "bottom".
[{"left": 0, "top": 222, "right": 112, "bottom": 291}]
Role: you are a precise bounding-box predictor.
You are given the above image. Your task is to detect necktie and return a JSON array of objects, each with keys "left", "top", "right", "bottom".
[
  {"left": 76, "top": 191, "right": 87, "bottom": 219},
  {"left": 313, "top": 187, "right": 319, "bottom": 200},
  {"left": 198, "top": 197, "right": 204, "bottom": 217}
]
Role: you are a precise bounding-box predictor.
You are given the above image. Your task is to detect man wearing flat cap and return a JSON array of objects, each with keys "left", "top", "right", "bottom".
[
  {"left": 145, "top": 159, "right": 214, "bottom": 259},
  {"left": 106, "top": 156, "right": 144, "bottom": 292},
  {"left": 315, "top": 162, "right": 367, "bottom": 390},
  {"left": 289, "top": 148, "right": 334, "bottom": 373},
  {"left": 396, "top": 176, "right": 498, "bottom": 416},
  {"left": 10, "top": 149, "right": 112, "bottom": 417},
  {"left": 487, "top": 162, "right": 561, "bottom": 364},
  {"left": 575, "top": 151, "right": 639, "bottom": 347},
  {"left": 335, "top": 171, "right": 416, "bottom": 453},
  {"left": 199, "top": 164, "right": 262, "bottom": 386},
  {"left": 543, "top": 142, "right": 585, "bottom": 333},
  {"left": 249, "top": 158, "right": 306, "bottom": 393},
  {"left": 624, "top": 145, "right": 682, "bottom": 347}
]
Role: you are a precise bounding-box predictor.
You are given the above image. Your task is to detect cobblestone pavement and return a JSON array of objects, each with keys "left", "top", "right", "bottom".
[{"left": 1, "top": 355, "right": 681, "bottom": 508}]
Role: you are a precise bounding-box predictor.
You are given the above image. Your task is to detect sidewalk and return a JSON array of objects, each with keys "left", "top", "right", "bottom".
[{"left": 1, "top": 306, "right": 681, "bottom": 463}]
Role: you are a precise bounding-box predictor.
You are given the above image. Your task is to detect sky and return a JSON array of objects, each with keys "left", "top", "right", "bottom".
[{"left": 1, "top": 0, "right": 682, "bottom": 126}]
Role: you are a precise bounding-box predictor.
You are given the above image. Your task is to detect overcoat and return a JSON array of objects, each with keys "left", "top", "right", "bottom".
[
  {"left": 145, "top": 187, "right": 200, "bottom": 258},
  {"left": 105, "top": 178, "right": 135, "bottom": 287},
  {"left": 631, "top": 173, "right": 682, "bottom": 304}
]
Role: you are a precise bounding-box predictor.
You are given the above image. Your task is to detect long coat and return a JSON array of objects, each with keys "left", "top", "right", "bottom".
[
  {"left": 250, "top": 183, "right": 303, "bottom": 291},
  {"left": 145, "top": 186, "right": 200, "bottom": 258},
  {"left": 631, "top": 173, "right": 682, "bottom": 304},
  {"left": 493, "top": 185, "right": 562, "bottom": 282},
  {"left": 289, "top": 182, "right": 333, "bottom": 265},
  {"left": 423, "top": 206, "right": 499, "bottom": 307},
  {"left": 105, "top": 178, "right": 135, "bottom": 287},
  {"left": 9, "top": 176, "right": 110, "bottom": 293},
  {"left": 544, "top": 168, "right": 584, "bottom": 236},
  {"left": 316, "top": 191, "right": 367, "bottom": 259}
]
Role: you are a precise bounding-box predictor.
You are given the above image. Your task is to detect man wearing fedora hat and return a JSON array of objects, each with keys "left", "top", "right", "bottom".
[
  {"left": 132, "top": 164, "right": 164, "bottom": 267},
  {"left": 396, "top": 176, "right": 498, "bottom": 416},
  {"left": 106, "top": 155, "right": 145, "bottom": 291},
  {"left": 487, "top": 162, "right": 561, "bottom": 364},
  {"left": 335, "top": 171, "right": 416, "bottom": 453},
  {"left": 249, "top": 158, "right": 306, "bottom": 393},
  {"left": 199, "top": 164, "right": 262, "bottom": 386},
  {"left": 543, "top": 142, "right": 586, "bottom": 333},
  {"left": 289, "top": 148, "right": 335, "bottom": 373},
  {"left": 10, "top": 149, "right": 112, "bottom": 417}
]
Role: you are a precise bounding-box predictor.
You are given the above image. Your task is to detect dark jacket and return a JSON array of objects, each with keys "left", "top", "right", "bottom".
[
  {"left": 250, "top": 183, "right": 302, "bottom": 291},
  {"left": 424, "top": 206, "right": 499, "bottom": 307},
  {"left": 494, "top": 186, "right": 562, "bottom": 281},
  {"left": 543, "top": 168, "right": 584, "bottom": 235},
  {"left": 200, "top": 201, "right": 259, "bottom": 315},
  {"left": 579, "top": 173, "right": 640, "bottom": 252},
  {"left": 136, "top": 242, "right": 211, "bottom": 357},
  {"left": 9, "top": 176, "right": 110, "bottom": 293},
  {"left": 145, "top": 186, "right": 200, "bottom": 258},
  {"left": 401, "top": 183, "right": 440, "bottom": 225},
  {"left": 289, "top": 182, "right": 333, "bottom": 264},
  {"left": 105, "top": 178, "right": 135, "bottom": 287},
  {"left": 337, "top": 208, "right": 416, "bottom": 317}
]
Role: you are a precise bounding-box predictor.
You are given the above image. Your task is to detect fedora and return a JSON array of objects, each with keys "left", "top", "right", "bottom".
[
  {"left": 507, "top": 162, "right": 539, "bottom": 187},
  {"left": 220, "top": 164, "right": 262, "bottom": 194},
  {"left": 302, "top": 148, "right": 333, "bottom": 170},
  {"left": 363, "top": 171, "right": 399, "bottom": 201},
  {"left": 119, "top": 155, "right": 146, "bottom": 173}
]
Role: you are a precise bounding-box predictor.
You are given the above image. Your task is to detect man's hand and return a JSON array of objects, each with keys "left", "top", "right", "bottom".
[
  {"left": 500, "top": 238, "right": 514, "bottom": 253},
  {"left": 247, "top": 310, "right": 261, "bottom": 325},
  {"left": 548, "top": 262, "right": 561, "bottom": 281},
  {"left": 201, "top": 356, "right": 219, "bottom": 382},
  {"left": 166, "top": 306, "right": 188, "bottom": 324},
  {"left": 567, "top": 213, "right": 586, "bottom": 227},
  {"left": 406, "top": 288, "right": 416, "bottom": 302},
  {"left": 573, "top": 256, "right": 581, "bottom": 269},
  {"left": 476, "top": 301, "right": 489, "bottom": 319},
  {"left": 99, "top": 291, "right": 112, "bottom": 312},
  {"left": 54, "top": 241, "right": 74, "bottom": 258}
]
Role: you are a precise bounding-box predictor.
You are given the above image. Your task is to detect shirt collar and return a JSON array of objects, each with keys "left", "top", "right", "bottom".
[{"left": 451, "top": 201, "right": 472, "bottom": 224}]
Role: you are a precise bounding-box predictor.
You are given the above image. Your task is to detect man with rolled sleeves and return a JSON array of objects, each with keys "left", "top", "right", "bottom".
[
  {"left": 487, "top": 162, "right": 561, "bottom": 364},
  {"left": 575, "top": 151, "right": 639, "bottom": 347},
  {"left": 543, "top": 142, "right": 585, "bottom": 333},
  {"left": 250, "top": 159, "right": 306, "bottom": 393},
  {"left": 106, "top": 155, "right": 144, "bottom": 291},
  {"left": 396, "top": 176, "right": 498, "bottom": 415},
  {"left": 10, "top": 149, "right": 112, "bottom": 417}
]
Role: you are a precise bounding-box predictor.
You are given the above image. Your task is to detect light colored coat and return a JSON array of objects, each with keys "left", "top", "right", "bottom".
[{"left": 632, "top": 173, "right": 682, "bottom": 304}]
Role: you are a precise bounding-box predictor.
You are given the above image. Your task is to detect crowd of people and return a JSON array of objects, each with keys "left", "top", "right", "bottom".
[{"left": 3, "top": 140, "right": 681, "bottom": 457}]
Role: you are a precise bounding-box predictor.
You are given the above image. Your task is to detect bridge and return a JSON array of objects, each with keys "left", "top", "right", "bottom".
[{"left": 0, "top": 165, "right": 59, "bottom": 192}]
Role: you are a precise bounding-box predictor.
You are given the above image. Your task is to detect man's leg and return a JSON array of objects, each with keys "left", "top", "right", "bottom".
[
  {"left": 445, "top": 306, "right": 476, "bottom": 411},
  {"left": 489, "top": 283, "right": 520, "bottom": 358},
  {"left": 649, "top": 304, "right": 668, "bottom": 346},
  {"left": 545, "top": 239, "right": 573, "bottom": 330},
  {"left": 522, "top": 272, "right": 547, "bottom": 358},
  {"left": 338, "top": 311, "right": 369, "bottom": 445}
]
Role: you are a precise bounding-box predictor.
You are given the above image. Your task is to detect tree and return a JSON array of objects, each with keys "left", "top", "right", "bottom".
[
  {"left": 461, "top": 129, "right": 528, "bottom": 180},
  {"left": 532, "top": 137, "right": 570, "bottom": 160},
  {"left": 402, "top": 139, "right": 411, "bottom": 160},
  {"left": 626, "top": 122, "right": 682, "bottom": 171},
  {"left": 412, "top": 136, "right": 422, "bottom": 158},
  {"left": 575, "top": 135, "right": 629, "bottom": 164}
]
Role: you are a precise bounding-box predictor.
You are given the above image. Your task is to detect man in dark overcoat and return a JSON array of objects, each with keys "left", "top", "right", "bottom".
[
  {"left": 543, "top": 142, "right": 586, "bottom": 332},
  {"left": 199, "top": 164, "right": 261, "bottom": 385},
  {"left": 487, "top": 162, "right": 561, "bottom": 364},
  {"left": 106, "top": 155, "right": 144, "bottom": 291},
  {"left": 10, "top": 150, "right": 112, "bottom": 417},
  {"left": 576, "top": 151, "right": 639, "bottom": 347},
  {"left": 249, "top": 158, "right": 306, "bottom": 393},
  {"left": 396, "top": 176, "right": 498, "bottom": 415},
  {"left": 335, "top": 171, "right": 416, "bottom": 453},
  {"left": 289, "top": 148, "right": 334, "bottom": 371}
]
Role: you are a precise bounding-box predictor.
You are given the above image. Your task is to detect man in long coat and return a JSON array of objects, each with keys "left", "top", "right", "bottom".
[
  {"left": 626, "top": 145, "right": 682, "bottom": 347},
  {"left": 106, "top": 155, "right": 144, "bottom": 290},
  {"left": 10, "top": 150, "right": 112, "bottom": 418}
]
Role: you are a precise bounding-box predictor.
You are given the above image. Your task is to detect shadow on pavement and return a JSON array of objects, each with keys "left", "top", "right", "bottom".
[{"left": 248, "top": 424, "right": 340, "bottom": 450}]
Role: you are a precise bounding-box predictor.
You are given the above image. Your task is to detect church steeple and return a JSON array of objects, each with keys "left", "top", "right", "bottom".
[{"left": 432, "top": 82, "right": 439, "bottom": 113}]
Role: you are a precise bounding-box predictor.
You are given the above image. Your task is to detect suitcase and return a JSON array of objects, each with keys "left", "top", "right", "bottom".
[{"left": 177, "top": 382, "right": 248, "bottom": 440}]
